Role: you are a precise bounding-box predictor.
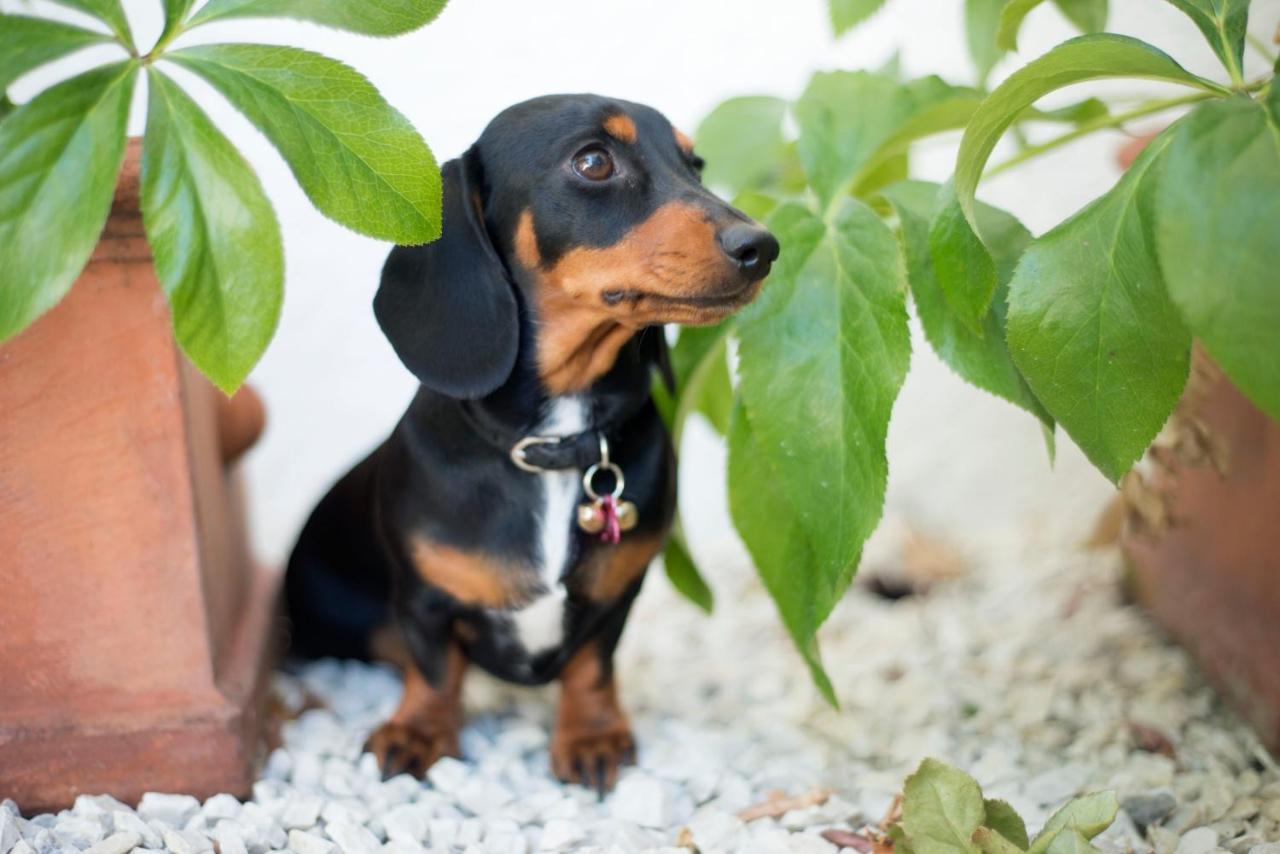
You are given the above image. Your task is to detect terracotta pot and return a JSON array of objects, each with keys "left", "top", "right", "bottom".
[
  {"left": 0, "top": 140, "right": 279, "bottom": 812},
  {"left": 1121, "top": 350, "right": 1280, "bottom": 753}
]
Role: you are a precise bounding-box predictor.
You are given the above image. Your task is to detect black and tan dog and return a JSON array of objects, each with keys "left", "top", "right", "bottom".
[{"left": 284, "top": 94, "right": 778, "bottom": 794}]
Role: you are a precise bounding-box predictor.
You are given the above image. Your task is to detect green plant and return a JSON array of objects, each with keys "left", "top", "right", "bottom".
[
  {"left": 0, "top": 0, "right": 447, "bottom": 391},
  {"left": 659, "top": 0, "right": 1279, "bottom": 702},
  {"left": 887, "top": 758, "right": 1119, "bottom": 854}
]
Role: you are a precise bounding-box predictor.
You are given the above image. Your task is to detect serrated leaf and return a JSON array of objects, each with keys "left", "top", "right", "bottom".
[
  {"left": 663, "top": 527, "right": 713, "bottom": 614},
  {"left": 48, "top": 0, "right": 133, "bottom": 48},
  {"left": 890, "top": 823, "right": 917, "bottom": 854},
  {"left": 733, "top": 198, "right": 909, "bottom": 672},
  {"left": 0, "top": 61, "right": 135, "bottom": 342},
  {"left": 168, "top": 44, "right": 441, "bottom": 244},
  {"left": 728, "top": 402, "right": 837, "bottom": 706},
  {"left": 1155, "top": 98, "right": 1280, "bottom": 423},
  {"left": 884, "top": 181, "right": 1051, "bottom": 431},
  {"left": 830, "top": 0, "right": 889, "bottom": 35},
  {"left": 967, "top": 0, "right": 1007, "bottom": 84},
  {"left": 695, "top": 96, "right": 789, "bottom": 196},
  {"left": 901, "top": 759, "right": 986, "bottom": 854},
  {"left": 984, "top": 799, "right": 1031, "bottom": 849},
  {"left": 1052, "top": 0, "right": 1107, "bottom": 34},
  {"left": 1042, "top": 829, "right": 1099, "bottom": 854},
  {"left": 1007, "top": 130, "right": 1189, "bottom": 482},
  {"left": 1160, "top": 0, "right": 1248, "bottom": 79},
  {"left": 187, "top": 0, "right": 447, "bottom": 36},
  {"left": 796, "top": 71, "right": 964, "bottom": 210},
  {"left": 954, "top": 34, "right": 1212, "bottom": 230},
  {"left": 141, "top": 69, "right": 283, "bottom": 394},
  {"left": 973, "top": 827, "right": 1027, "bottom": 854},
  {"left": 1027, "top": 792, "right": 1118, "bottom": 854},
  {"left": 929, "top": 180, "right": 998, "bottom": 333},
  {"left": 0, "top": 14, "right": 111, "bottom": 91}
]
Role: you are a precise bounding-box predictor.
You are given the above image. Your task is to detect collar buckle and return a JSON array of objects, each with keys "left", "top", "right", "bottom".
[{"left": 509, "top": 435, "right": 561, "bottom": 473}]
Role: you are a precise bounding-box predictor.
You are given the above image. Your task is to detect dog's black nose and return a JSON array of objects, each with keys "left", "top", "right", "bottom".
[{"left": 719, "top": 223, "right": 780, "bottom": 279}]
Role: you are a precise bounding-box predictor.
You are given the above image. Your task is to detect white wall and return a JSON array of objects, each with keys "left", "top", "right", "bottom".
[{"left": 7, "top": 0, "right": 1276, "bottom": 564}]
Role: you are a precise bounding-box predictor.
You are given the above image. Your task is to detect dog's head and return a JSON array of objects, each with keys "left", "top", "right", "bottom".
[{"left": 376, "top": 94, "right": 778, "bottom": 399}]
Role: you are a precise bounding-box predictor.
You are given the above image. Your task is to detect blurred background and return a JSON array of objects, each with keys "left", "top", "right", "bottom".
[{"left": 5, "top": 0, "right": 1259, "bottom": 566}]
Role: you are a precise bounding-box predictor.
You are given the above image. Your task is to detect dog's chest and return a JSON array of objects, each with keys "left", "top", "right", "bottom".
[{"left": 504, "top": 397, "right": 587, "bottom": 654}]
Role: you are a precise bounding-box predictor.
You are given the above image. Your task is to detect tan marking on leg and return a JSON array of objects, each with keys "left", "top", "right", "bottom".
[
  {"left": 550, "top": 643, "right": 634, "bottom": 793},
  {"left": 365, "top": 643, "right": 467, "bottom": 779},
  {"left": 603, "top": 113, "right": 638, "bottom": 144}
]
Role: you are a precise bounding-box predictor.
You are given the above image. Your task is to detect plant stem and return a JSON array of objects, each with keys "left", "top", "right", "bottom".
[{"left": 984, "top": 92, "right": 1215, "bottom": 180}]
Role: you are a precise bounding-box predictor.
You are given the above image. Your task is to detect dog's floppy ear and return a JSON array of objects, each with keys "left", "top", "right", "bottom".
[{"left": 375, "top": 148, "right": 518, "bottom": 399}]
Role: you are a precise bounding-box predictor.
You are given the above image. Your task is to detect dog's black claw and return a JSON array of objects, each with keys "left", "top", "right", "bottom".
[{"left": 594, "top": 755, "right": 609, "bottom": 801}]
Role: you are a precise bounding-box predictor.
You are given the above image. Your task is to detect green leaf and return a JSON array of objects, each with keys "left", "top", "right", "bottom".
[
  {"left": 795, "top": 71, "right": 963, "bottom": 210},
  {"left": 1052, "top": 0, "right": 1107, "bottom": 34},
  {"left": 187, "top": 0, "right": 448, "bottom": 35},
  {"left": 901, "top": 759, "right": 986, "bottom": 854},
  {"left": 159, "top": 0, "right": 198, "bottom": 46},
  {"left": 168, "top": 44, "right": 441, "bottom": 244},
  {"left": 663, "top": 526, "right": 713, "bottom": 614},
  {"left": 0, "top": 61, "right": 135, "bottom": 342},
  {"left": 735, "top": 198, "right": 909, "bottom": 645},
  {"left": 997, "top": 0, "right": 1047, "bottom": 52},
  {"left": 954, "top": 34, "right": 1214, "bottom": 230},
  {"left": 1042, "top": 830, "right": 1100, "bottom": 854},
  {"left": 1023, "top": 97, "right": 1108, "bottom": 124},
  {"left": 853, "top": 95, "right": 984, "bottom": 196},
  {"left": 695, "top": 96, "right": 788, "bottom": 196},
  {"left": 141, "top": 69, "right": 283, "bottom": 394},
  {"left": 830, "top": 0, "right": 889, "bottom": 35},
  {"left": 967, "top": 0, "right": 1007, "bottom": 84},
  {"left": 984, "top": 799, "right": 1031, "bottom": 849},
  {"left": 929, "top": 180, "right": 998, "bottom": 333},
  {"left": 889, "top": 823, "right": 918, "bottom": 854},
  {"left": 0, "top": 14, "right": 111, "bottom": 91},
  {"left": 883, "top": 180, "right": 1052, "bottom": 431},
  {"left": 1028, "top": 792, "right": 1118, "bottom": 853},
  {"left": 1007, "top": 130, "right": 1189, "bottom": 482},
  {"left": 48, "top": 0, "right": 133, "bottom": 48},
  {"left": 973, "top": 828, "right": 1027, "bottom": 854},
  {"left": 1160, "top": 0, "right": 1248, "bottom": 80},
  {"left": 0, "top": 94, "right": 13, "bottom": 119},
  {"left": 674, "top": 330, "right": 733, "bottom": 437},
  {"left": 1156, "top": 98, "right": 1280, "bottom": 423},
  {"left": 728, "top": 402, "right": 837, "bottom": 706}
]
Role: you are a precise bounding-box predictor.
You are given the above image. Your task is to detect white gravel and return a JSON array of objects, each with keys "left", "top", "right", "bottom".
[{"left": 5, "top": 496, "right": 1280, "bottom": 852}]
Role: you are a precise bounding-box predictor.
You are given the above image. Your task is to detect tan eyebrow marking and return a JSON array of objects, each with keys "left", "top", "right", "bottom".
[
  {"left": 673, "top": 128, "right": 694, "bottom": 154},
  {"left": 603, "top": 113, "right": 638, "bottom": 144}
]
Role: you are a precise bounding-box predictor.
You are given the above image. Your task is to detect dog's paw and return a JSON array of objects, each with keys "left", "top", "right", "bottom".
[
  {"left": 364, "top": 722, "right": 458, "bottom": 780},
  {"left": 550, "top": 728, "right": 636, "bottom": 797}
]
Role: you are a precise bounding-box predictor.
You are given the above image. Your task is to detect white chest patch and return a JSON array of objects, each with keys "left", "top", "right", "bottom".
[{"left": 506, "top": 397, "right": 586, "bottom": 655}]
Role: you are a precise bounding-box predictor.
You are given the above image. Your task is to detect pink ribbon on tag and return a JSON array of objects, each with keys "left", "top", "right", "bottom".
[{"left": 599, "top": 495, "right": 621, "bottom": 544}]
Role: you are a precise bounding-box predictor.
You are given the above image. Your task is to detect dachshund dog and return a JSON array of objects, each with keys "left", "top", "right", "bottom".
[{"left": 284, "top": 94, "right": 778, "bottom": 794}]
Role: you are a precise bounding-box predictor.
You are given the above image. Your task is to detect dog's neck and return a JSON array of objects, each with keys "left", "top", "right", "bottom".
[{"left": 533, "top": 289, "right": 640, "bottom": 397}]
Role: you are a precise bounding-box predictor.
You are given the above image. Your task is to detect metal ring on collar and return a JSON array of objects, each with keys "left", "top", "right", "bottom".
[
  {"left": 509, "top": 435, "right": 560, "bottom": 474},
  {"left": 583, "top": 459, "right": 624, "bottom": 501}
]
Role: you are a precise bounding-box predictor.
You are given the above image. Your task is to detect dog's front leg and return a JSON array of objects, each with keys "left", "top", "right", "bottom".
[
  {"left": 550, "top": 640, "right": 636, "bottom": 796},
  {"left": 364, "top": 631, "right": 467, "bottom": 780}
]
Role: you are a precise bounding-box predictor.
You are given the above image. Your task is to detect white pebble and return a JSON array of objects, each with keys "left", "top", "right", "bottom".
[
  {"left": 53, "top": 815, "right": 105, "bottom": 847},
  {"left": 428, "top": 818, "right": 459, "bottom": 849},
  {"left": 109, "top": 810, "right": 160, "bottom": 848},
  {"left": 610, "top": 775, "right": 673, "bottom": 828},
  {"left": 1177, "top": 827, "right": 1220, "bottom": 854},
  {"left": 213, "top": 821, "right": 249, "bottom": 854},
  {"left": 160, "top": 825, "right": 212, "bottom": 854},
  {"left": 84, "top": 830, "right": 141, "bottom": 854},
  {"left": 280, "top": 793, "right": 323, "bottom": 830},
  {"left": 326, "top": 821, "right": 381, "bottom": 854},
  {"left": 455, "top": 778, "right": 514, "bottom": 816},
  {"left": 1, "top": 811, "right": 20, "bottom": 851},
  {"left": 9, "top": 841, "right": 35, "bottom": 854},
  {"left": 428, "top": 756, "right": 471, "bottom": 792},
  {"left": 457, "top": 817, "right": 484, "bottom": 847},
  {"left": 289, "top": 828, "right": 338, "bottom": 854},
  {"left": 137, "top": 793, "right": 200, "bottom": 826},
  {"left": 202, "top": 793, "right": 241, "bottom": 820},
  {"left": 539, "top": 818, "right": 585, "bottom": 850},
  {"left": 382, "top": 804, "right": 429, "bottom": 845}
]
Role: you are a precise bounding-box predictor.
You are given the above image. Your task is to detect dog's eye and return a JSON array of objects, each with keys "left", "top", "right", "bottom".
[{"left": 572, "top": 147, "right": 614, "bottom": 181}]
